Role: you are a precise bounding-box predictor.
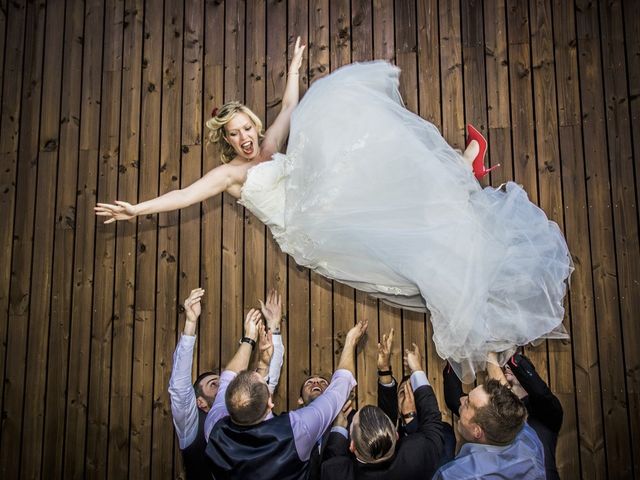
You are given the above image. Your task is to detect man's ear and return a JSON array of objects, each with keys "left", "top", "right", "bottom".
[
  {"left": 349, "top": 440, "right": 356, "bottom": 454},
  {"left": 297, "top": 397, "right": 304, "bottom": 407},
  {"left": 196, "top": 396, "right": 209, "bottom": 412},
  {"left": 268, "top": 396, "right": 275, "bottom": 410},
  {"left": 472, "top": 424, "right": 484, "bottom": 441}
]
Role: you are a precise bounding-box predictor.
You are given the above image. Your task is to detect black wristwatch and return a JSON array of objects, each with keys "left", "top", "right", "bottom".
[
  {"left": 240, "top": 337, "right": 256, "bottom": 349},
  {"left": 377, "top": 369, "right": 392, "bottom": 376}
]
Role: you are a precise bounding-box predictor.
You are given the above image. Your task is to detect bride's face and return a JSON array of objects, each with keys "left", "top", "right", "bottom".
[{"left": 224, "top": 112, "right": 260, "bottom": 160}]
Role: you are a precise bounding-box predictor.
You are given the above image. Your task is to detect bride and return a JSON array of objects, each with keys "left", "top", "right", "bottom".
[{"left": 95, "top": 39, "right": 572, "bottom": 382}]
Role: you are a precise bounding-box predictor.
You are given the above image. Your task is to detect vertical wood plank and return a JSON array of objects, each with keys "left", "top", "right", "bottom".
[
  {"left": 129, "top": 0, "right": 162, "bottom": 477},
  {"left": 351, "top": 0, "right": 378, "bottom": 408},
  {"left": 372, "top": 0, "right": 402, "bottom": 386},
  {"left": 0, "top": 2, "right": 46, "bottom": 478},
  {"left": 439, "top": 0, "right": 464, "bottom": 148},
  {"left": 599, "top": 1, "right": 640, "bottom": 475},
  {"left": 529, "top": 1, "right": 580, "bottom": 476},
  {"left": 484, "top": 0, "right": 514, "bottom": 185},
  {"left": 329, "top": 0, "right": 355, "bottom": 380},
  {"left": 576, "top": 0, "right": 632, "bottom": 475},
  {"left": 200, "top": 0, "right": 224, "bottom": 386},
  {"left": 151, "top": 0, "right": 183, "bottom": 477},
  {"left": 622, "top": 0, "right": 640, "bottom": 473},
  {"left": 0, "top": 0, "right": 27, "bottom": 468},
  {"left": 396, "top": 0, "right": 428, "bottom": 398},
  {"left": 220, "top": 0, "right": 245, "bottom": 368},
  {"left": 20, "top": 1, "right": 66, "bottom": 477},
  {"left": 286, "top": 0, "right": 311, "bottom": 409},
  {"left": 507, "top": 0, "right": 549, "bottom": 389},
  {"left": 552, "top": 2, "right": 605, "bottom": 476},
  {"left": 265, "top": 0, "right": 290, "bottom": 411},
  {"left": 243, "top": 0, "right": 265, "bottom": 327},
  {"left": 107, "top": 1, "right": 143, "bottom": 478},
  {"left": 174, "top": 1, "right": 204, "bottom": 476},
  {"left": 307, "top": 0, "right": 333, "bottom": 400},
  {"left": 86, "top": 0, "right": 124, "bottom": 477},
  {"left": 42, "top": 0, "right": 85, "bottom": 475},
  {"left": 63, "top": 0, "right": 105, "bottom": 477}
]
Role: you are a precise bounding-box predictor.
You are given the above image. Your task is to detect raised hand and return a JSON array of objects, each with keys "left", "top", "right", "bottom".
[
  {"left": 333, "top": 399, "right": 353, "bottom": 429},
  {"left": 403, "top": 343, "right": 423, "bottom": 373},
  {"left": 289, "top": 36, "right": 306, "bottom": 73},
  {"left": 399, "top": 381, "right": 417, "bottom": 419},
  {"left": 184, "top": 288, "right": 204, "bottom": 323},
  {"left": 94, "top": 200, "right": 137, "bottom": 224},
  {"left": 377, "top": 328, "right": 394, "bottom": 370},
  {"left": 259, "top": 289, "right": 282, "bottom": 333},
  {"left": 243, "top": 309, "right": 263, "bottom": 341},
  {"left": 257, "top": 323, "right": 274, "bottom": 367},
  {"left": 345, "top": 319, "right": 369, "bottom": 347}
]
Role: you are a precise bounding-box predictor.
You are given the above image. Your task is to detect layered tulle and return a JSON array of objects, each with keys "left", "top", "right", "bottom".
[{"left": 239, "top": 61, "right": 573, "bottom": 382}]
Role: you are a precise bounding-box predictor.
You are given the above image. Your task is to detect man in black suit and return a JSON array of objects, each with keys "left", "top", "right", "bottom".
[{"left": 320, "top": 336, "right": 446, "bottom": 479}]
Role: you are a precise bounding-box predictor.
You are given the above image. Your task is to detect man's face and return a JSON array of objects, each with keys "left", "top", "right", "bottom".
[
  {"left": 197, "top": 374, "right": 220, "bottom": 407},
  {"left": 300, "top": 376, "right": 329, "bottom": 406},
  {"left": 456, "top": 385, "right": 489, "bottom": 442}
]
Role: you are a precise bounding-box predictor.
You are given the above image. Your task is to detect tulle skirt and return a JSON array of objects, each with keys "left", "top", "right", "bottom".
[{"left": 276, "top": 62, "right": 572, "bottom": 381}]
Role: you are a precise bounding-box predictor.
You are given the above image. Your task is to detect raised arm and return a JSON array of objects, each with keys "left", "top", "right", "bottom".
[
  {"left": 259, "top": 289, "right": 285, "bottom": 394},
  {"left": 168, "top": 288, "right": 205, "bottom": 449},
  {"left": 259, "top": 37, "right": 305, "bottom": 157},
  {"left": 95, "top": 162, "right": 242, "bottom": 223}
]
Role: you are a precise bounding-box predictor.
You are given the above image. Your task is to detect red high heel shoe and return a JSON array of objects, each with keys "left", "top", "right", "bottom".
[{"left": 466, "top": 124, "right": 500, "bottom": 179}]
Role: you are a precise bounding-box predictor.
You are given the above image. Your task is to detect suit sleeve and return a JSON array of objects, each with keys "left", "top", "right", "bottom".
[
  {"left": 320, "top": 433, "right": 354, "bottom": 480},
  {"left": 414, "top": 384, "right": 445, "bottom": 450},
  {"left": 377, "top": 378, "right": 398, "bottom": 424},
  {"left": 509, "top": 354, "right": 563, "bottom": 433}
]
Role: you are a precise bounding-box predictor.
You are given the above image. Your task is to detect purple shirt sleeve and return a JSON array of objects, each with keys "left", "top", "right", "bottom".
[
  {"left": 289, "top": 369, "right": 357, "bottom": 461},
  {"left": 204, "top": 370, "right": 236, "bottom": 440}
]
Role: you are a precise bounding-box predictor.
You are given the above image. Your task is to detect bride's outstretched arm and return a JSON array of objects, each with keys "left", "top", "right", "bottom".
[
  {"left": 95, "top": 162, "right": 240, "bottom": 223},
  {"left": 260, "top": 36, "right": 305, "bottom": 156}
]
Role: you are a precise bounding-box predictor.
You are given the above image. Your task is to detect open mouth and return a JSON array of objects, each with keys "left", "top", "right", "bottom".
[
  {"left": 310, "top": 386, "right": 322, "bottom": 393},
  {"left": 241, "top": 140, "right": 254, "bottom": 156}
]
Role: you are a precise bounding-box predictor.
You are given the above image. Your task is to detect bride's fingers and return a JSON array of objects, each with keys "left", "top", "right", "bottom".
[
  {"left": 95, "top": 211, "right": 113, "bottom": 216},
  {"left": 104, "top": 218, "right": 116, "bottom": 224}
]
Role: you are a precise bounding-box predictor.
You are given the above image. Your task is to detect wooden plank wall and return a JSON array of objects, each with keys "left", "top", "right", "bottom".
[{"left": 0, "top": 0, "right": 638, "bottom": 478}]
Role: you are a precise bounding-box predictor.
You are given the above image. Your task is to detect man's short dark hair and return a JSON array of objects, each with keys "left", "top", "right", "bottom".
[
  {"left": 473, "top": 379, "right": 527, "bottom": 445},
  {"left": 193, "top": 369, "right": 219, "bottom": 398},
  {"left": 352, "top": 405, "right": 397, "bottom": 463},
  {"left": 225, "top": 370, "right": 270, "bottom": 425}
]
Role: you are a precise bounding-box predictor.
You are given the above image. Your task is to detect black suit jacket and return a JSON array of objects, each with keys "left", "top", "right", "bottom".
[{"left": 320, "top": 384, "right": 445, "bottom": 480}]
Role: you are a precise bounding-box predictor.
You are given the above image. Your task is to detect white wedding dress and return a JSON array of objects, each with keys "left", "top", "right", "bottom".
[{"left": 239, "top": 62, "right": 573, "bottom": 382}]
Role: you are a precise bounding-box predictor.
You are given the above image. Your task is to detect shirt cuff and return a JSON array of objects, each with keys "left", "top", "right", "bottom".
[
  {"left": 379, "top": 379, "right": 396, "bottom": 388},
  {"left": 410, "top": 370, "right": 430, "bottom": 390},
  {"left": 332, "top": 369, "right": 357, "bottom": 389},
  {"left": 331, "top": 426, "right": 349, "bottom": 439},
  {"left": 272, "top": 334, "right": 283, "bottom": 346},
  {"left": 179, "top": 333, "right": 197, "bottom": 347}
]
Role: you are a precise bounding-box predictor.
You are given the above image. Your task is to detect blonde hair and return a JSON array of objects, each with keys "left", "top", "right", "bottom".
[{"left": 205, "top": 101, "right": 264, "bottom": 163}]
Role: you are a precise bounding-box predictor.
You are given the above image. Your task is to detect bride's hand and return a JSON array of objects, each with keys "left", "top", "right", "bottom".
[
  {"left": 94, "top": 200, "right": 137, "bottom": 223},
  {"left": 289, "top": 36, "right": 305, "bottom": 73}
]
